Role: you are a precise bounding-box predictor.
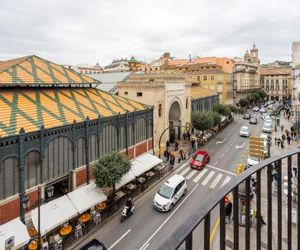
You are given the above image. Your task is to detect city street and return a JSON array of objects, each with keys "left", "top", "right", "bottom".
[{"left": 72, "top": 112, "right": 267, "bottom": 250}]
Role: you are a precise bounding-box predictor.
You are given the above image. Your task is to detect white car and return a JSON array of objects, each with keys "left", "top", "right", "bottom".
[
  {"left": 240, "top": 126, "right": 250, "bottom": 137},
  {"left": 247, "top": 156, "right": 260, "bottom": 168},
  {"left": 262, "top": 123, "right": 272, "bottom": 133},
  {"left": 253, "top": 106, "right": 259, "bottom": 112},
  {"left": 264, "top": 116, "right": 272, "bottom": 124},
  {"left": 153, "top": 174, "right": 187, "bottom": 212},
  {"left": 268, "top": 104, "right": 273, "bottom": 110},
  {"left": 260, "top": 107, "right": 266, "bottom": 113}
]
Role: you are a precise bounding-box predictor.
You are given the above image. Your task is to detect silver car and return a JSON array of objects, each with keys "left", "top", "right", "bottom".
[
  {"left": 240, "top": 126, "right": 250, "bottom": 137},
  {"left": 262, "top": 123, "right": 272, "bottom": 133}
]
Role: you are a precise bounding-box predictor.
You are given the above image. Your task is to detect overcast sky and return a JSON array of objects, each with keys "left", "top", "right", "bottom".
[{"left": 0, "top": 0, "right": 299, "bottom": 66}]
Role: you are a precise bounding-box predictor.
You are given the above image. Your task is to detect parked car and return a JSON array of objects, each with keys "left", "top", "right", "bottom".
[
  {"left": 80, "top": 239, "right": 106, "bottom": 250},
  {"left": 190, "top": 150, "right": 210, "bottom": 170},
  {"left": 240, "top": 126, "right": 250, "bottom": 137},
  {"left": 268, "top": 104, "right": 273, "bottom": 110},
  {"left": 264, "top": 116, "right": 272, "bottom": 124},
  {"left": 226, "top": 115, "right": 234, "bottom": 123},
  {"left": 260, "top": 107, "right": 266, "bottom": 113},
  {"left": 247, "top": 156, "right": 260, "bottom": 168},
  {"left": 249, "top": 117, "right": 257, "bottom": 124},
  {"left": 153, "top": 174, "right": 187, "bottom": 212},
  {"left": 252, "top": 106, "right": 260, "bottom": 112},
  {"left": 243, "top": 113, "right": 251, "bottom": 119},
  {"left": 262, "top": 123, "right": 272, "bottom": 133}
]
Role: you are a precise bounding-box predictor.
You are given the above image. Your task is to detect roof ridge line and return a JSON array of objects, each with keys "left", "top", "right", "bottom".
[{"left": 0, "top": 55, "right": 33, "bottom": 73}]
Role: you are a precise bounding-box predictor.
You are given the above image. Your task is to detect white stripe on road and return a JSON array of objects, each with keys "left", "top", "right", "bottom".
[
  {"left": 221, "top": 176, "right": 232, "bottom": 187},
  {"left": 138, "top": 184, "right": 200, "bottom": 250},
  {"left": 175, "top": 161, "right": 189, "bottom": 173},
  {"left": 186, "top": 170, "right": 198, "bottom": 180},
  {"left": 108, "top": 229, "right": 131, "bottom": 250},
  {"left": 193, "top": 169, "right": 208, "bottom": 183},
  {"left": 209, "top": 173, "right": 223, "bottom": 189},
  {"left": 213, "top": 160, "right": 219, "bottom": 166},
  {"left": 140, "top": 243, "right": 150, "bottom": 250},
  {"left": 206, "top": 164, "right": 237, "bottom": 176},
  {"left": 201, "top": 171, "right": 215, "bottom": 186},
  {"left": 179, "top": 167, "right": 190, "bottom": 177},
  {"left": 220, "top": 153, "right": 225, "bottom": 158}
]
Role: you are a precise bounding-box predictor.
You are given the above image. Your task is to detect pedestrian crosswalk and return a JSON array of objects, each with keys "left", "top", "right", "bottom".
[{"left": 175, "top": 165, "right": 234, "bottom": 190}]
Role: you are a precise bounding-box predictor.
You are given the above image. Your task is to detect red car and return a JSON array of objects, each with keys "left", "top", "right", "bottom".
[{"left": 190, "top": 150, "right": 210, "bottom": 170}]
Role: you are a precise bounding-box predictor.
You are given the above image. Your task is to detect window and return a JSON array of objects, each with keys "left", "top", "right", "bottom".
[
  {"left": 24, "top": 151, "right": 40, "bottom": 189},
  {"left": 158, "top": 104, "right": 162, "bottom": 117},
  {"left": 204, "top": 76, "right": 207, "bottom": 81},
  {"left": 124, "top": 91, "right": 128, "bottom": 95},
  {"left": 137, "top": 92, "right": 143, "bottom": 97},
  {"left": 135, "top": 117, "right": 147, "bottom": 143},
  {"left": 211, "top": 75, "right": 214, "bottom": 81},
  {"left": 76, "top": 138, "right": 86, "bottom": 168},
  {"left": 101, "top": 125, "right": 118, "bottom": 156},
  {"left": 186, "top": 98, "right": 189, "bottom": 109},
  {"left": 197, "top": 76, "right": 200, "bottom": 81},
  {"left": 0, "top": 157, "right": 19, "bottom": 200},
  {"left": 89, "top": 134, "right": 99, "bottom": 163}
]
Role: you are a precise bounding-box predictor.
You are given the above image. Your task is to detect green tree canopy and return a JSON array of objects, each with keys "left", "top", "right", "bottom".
[
  {"left": 212, "top": 103, "right": 232, "bottom": 117},
  {"left": 255, "top": 90, "right": 267, "bottom": 100},
  {"left": 94, "top": 152, "right": 131, "bottom": 192},
  {"left": 239, "top": 98, "right": 249, "bottom": 107},
  {"left": 192, "top": 111, "right": 213, "bottom": 131},
  {"left": 208, "top": 111, "right": 221, "bottom": 127},
  {"left": 228, "top": 104, "right": 238, "bottom": 114}
]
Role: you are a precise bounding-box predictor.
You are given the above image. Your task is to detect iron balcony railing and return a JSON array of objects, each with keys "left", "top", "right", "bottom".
[{"left": 158, "top": 148, "right": 300, "bottom": 250}]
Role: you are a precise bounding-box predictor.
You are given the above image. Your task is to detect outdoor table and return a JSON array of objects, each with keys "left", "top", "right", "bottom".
[
  {"left": 79, "top": 213, "right": 91, "bottom": 223},
  {"left": 28, "top": 240, "right": 38, "bottom": 250},
  {"left": 96, "top": 201, "right": 107, "bottom": 211},
  {"left": 126, "top": 183, "right": 136, "bottom": 191},
  {"left": 27, "top": 227, "right": 38, "bottom": 237},
  {"left": 154, "top": 164, "right": 167, "bottom": 177},
  {"left": 59, "top": 224, "right": 73, "bottom": 236},
  {"left": 137, "top": 177, "right": 146, "bottom": 184},
  {"left": 146, "top": 171, "right": 155, "bottom": 178},
  {"left": 114, "top": 190, "right": 126, "bottom": 200}
]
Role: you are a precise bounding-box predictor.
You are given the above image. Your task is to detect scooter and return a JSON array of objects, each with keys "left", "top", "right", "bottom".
[{"left": 120, "top": 205, "right": 135, "bottom": 222}]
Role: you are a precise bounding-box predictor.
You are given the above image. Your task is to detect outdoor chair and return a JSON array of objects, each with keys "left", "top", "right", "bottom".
[
  {"left": 75, "top": 224, "right": 83, "bottom": 239},
  {"left": 54, "top": 239, "right": 63, "bottom": 250},
  {"left": 42, "top": 241, "right": 49, "bottom": 250},
  {"left": 93, "top": 212, "right": 101, "bottom": 226}
]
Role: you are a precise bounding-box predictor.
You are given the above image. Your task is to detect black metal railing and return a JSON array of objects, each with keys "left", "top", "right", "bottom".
[{"left": 158, "top": 148, "right": 300, "bottom": 250}]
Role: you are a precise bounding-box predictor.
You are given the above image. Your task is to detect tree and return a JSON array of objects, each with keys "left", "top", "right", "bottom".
[
  {"left": 192, "top": 111, "right": 213, "bottom": 131},
  {"left": 255, "top": 90, "right": 267, "bottom": 100},
  {"left": 228, "top": 104, "right": 238, "bottom": 114},
  {"left": 94, "top": 152, "right": 131, "bottom": 195},
  {"left": 239, "top": 98, "right": 249, "bottom": 108},
  {"left": 212, "top": 104, "right": 232, "bottom": 117},
  {"left": 208, "top": 112, "right": 221, "bottom": 127}
]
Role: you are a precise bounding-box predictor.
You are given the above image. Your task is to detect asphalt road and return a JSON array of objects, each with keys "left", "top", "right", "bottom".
[{"left": 72, "top": 112, "right": 266, "bottom": 250}]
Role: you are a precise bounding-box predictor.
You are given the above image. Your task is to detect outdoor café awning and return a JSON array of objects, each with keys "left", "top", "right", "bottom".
[
  {"left": 0, "top": 218, "right": 30, "bottom": 250},
  {"left": 31, "top": 195, "right": 78, "bottom": 236},
  {"left": 115, "top": 171, "right": 136, "bottom": 190},
  {"left": 67, "top": 182, "right": 107, "bottom": 214},
  {"left": 131, "top": 153, "right": 163, "bottom": 177}
]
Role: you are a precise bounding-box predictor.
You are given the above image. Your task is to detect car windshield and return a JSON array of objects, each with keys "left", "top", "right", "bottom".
[
  {"left": 264, "top": 124, "right": 271, "bottom": 128},
  {"left": 194, "top": 154, "right": 204, "bottom": 161},
  {"left": 158, "top": 184, "right": 174, "bottom": 199},
  {"left": 241, "top": 127, "right": 248, "bottom": 132}
]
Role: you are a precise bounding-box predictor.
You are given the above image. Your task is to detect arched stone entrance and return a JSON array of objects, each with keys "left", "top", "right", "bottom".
[{"left": 169, "top": 101, "right": 182, "bottom": 143}]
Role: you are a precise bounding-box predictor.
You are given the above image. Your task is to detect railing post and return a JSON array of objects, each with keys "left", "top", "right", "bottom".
[
  {"left": 245, "top": 177, "right": 251, "bottom": 250},
  {"left": 297, "top": 153, "right": 300, "bottom": 250},
  {"left": 204, "top": 214, "right": 210, "bottom": 250},
  {"left": 233, "top": 186, "right": 239, "bottom": 250},
  {"left": 185, "top": 232, "right": 193, "bottom": 250},
  {"left": 277, "top": 159, "right": 282, "bottom": 250},
  {"left": 267, "top": 164, "right": 273, "bottom": 250},
  {"left": 287, "top": 156, "right": 292, "bottom": 250},
  {"left": 220, "top": 198, "right": 226, "bottom": 250},
  {"left": 256, "top": 169, "right": 261, "bottom": 250}
]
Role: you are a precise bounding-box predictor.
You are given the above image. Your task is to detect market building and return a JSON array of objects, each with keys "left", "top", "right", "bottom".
[
  {"left": 0, "top": 55, "right": 153, "bottom": 225},
  {"left": 118, "top": 73, "right": 218, "bottom": 154}
]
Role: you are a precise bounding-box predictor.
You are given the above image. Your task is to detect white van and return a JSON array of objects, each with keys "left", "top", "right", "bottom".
[{"left": 153, "top": 174, "right": 187, "bottom": 212}]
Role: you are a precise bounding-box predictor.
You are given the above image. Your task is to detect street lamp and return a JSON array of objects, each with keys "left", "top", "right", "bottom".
[{"left": 20, "top": 194, "right": 30, "bottom": 223}]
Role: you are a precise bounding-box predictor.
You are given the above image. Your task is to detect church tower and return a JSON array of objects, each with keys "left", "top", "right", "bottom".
[{"left": 250, "top": 43, "right": 260, "bottom": 65}]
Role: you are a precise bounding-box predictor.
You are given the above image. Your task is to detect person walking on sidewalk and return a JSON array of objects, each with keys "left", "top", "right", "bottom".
[
  {"left": 281, "top": 125, "right": 284, "bottom": 132},
  {"left": 179, "top": 149, "right": 185, "bottom": 161},
  {"left": 282, "top": 134, "right": 286, "bottom": 141},
  {"left": 277, "top": 138, "right": 281, "bottom": 147},
  {"left": 281, "top": 139, "right": 284, "bottom": 149},
  {"left": 287, "top": 135, "right": 291, "bottom": 145},
  {"left": 174, "top": 140, "right": 179, "bottom": 151}
]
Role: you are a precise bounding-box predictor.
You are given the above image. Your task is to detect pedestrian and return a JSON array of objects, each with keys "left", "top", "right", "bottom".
[
  {"left": 287, "top": 135, "right": 291, "bottom": 145},
  {"left": 179, "top": 149, "right": 185, "bottom": 161},
  {"left": 291, "top": 126, "right": 294, "bottom": 133},
  {"left": 183, "top": 131, "right": 186, "bottom": 141},
  {"left": 174, "top": 140, "right": 179, "bottom": 151},
  {"left": 166, "top": 140, "right": 170, "bottom": 148},
  {"left": 186, "top": 131, "right": 191, "bottom": 141},
  {"left": 225, "top": 201, "right": 233, "bottom": 223},
  {"left": 191, "top": 140, "right": 195, "bottom": 152},
  {"left": 293, "top": 131, "right": 297, "bottom": 140},
  {"left": 281, "top": 140, "right": 284, "bottom": 148},
  {"left": 281, "top": 125, "right": 284, "bottom": 132},
  {"left": 277, "top": 138, "right": 281, "bottom": 147},
  {"left": 275, "top": 137, "right": 277, "bottom": 144},
  {"left": 282, "top": 134, "right": 286, "bottom": 141}
]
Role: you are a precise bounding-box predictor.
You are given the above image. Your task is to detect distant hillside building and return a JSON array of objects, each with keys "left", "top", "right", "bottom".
[
  {"left": 292, "top": 42, "right": 300, "bottom": 104},
  {"left": 72, "top": 62, "right": 103, "bottom": 74},
  {"left": 104, "top": 58, "right": 129, "bottom": 72}
]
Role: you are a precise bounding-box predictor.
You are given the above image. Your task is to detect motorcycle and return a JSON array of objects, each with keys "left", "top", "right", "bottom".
[{"left": 120, "top": 205, "right": 135, "bottom": 222}]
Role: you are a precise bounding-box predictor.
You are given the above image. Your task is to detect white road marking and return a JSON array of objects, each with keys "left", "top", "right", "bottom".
[
  {"left": 140, "top": 243, "right": 150, "bottom": 250},
  {"left": 138, "top": 184, "right": 200, "bottom": 250},
  {"left": 216, "top": 137, "right": 227, "bottom": 144},
  {"left": 179, "top": 167, "right": 190, "bottom": 176},
  {"left": 186, "top": 170, "right": 198, "bottom": 180},
  {"left": 221, "top": 176, "right": 232, "bottom": 187},
  {"left": 235, "top": 142, "right": 246, "bottom": 149},
  {"left": 224, "top": 147, "right": 230, "bottom": 152},
  {"left": 209, "top": 173, "right": 223, "bottom": 189},
  {"left": 193, "top": 169, "right": 208, "bottom": 183},
  {"left": 220, "top": 153, "right": 225, "bottom": 158},
  {"left": 229, "top": 142, "right": 234, "bottom": 147},
  {"left": 108, "top": 229, "right": 131, "bottom": 250},
  {"left": 175, "top": 161, "right": 189, "bottom": 173},
  {"left": 201, "top": 171, "right": 215, "bottom": 186},
  {"left": 213, "top": 160, "right": 219, "bottom": 166},
  {"left": 206, "top": 164, "right": 237, "bottom": 176}
]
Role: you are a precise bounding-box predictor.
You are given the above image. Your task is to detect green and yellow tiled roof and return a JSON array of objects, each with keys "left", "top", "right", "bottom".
[
  {"left": 0, "top": 55, "right": 100, "bottom": 86},
  {"left": 191, "top": 85, "right": 218, "bottom": 99},
  {"left": 0, "top": 88, "right": 148, "bottom": 138}
]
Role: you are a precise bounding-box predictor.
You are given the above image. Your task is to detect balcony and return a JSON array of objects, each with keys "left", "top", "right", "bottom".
[{"left": 158, "top": 149, "right": 300, "bottom": 249}]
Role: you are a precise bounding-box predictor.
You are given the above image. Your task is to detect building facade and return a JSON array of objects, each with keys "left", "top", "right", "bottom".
[
  {"left": 104, "top": 58, "right": 130, "bottom": 72},
  {"left": 72, "top": 63, "right": 103, "bottom": 75},
  {"left": 0, "top": 55, "right": 153, "bottom": 224},
  {"left": 260, "top": 67, "right": 292, "bottom": 101},
  {"left": 292, "top": 42, "right": 300, "bottom": 104},
  {"left": 118, "top": 73, "right": 218, "bottom": 153},
  {"left": 233, "top": 44, "right": 261, "bottom": 102}
]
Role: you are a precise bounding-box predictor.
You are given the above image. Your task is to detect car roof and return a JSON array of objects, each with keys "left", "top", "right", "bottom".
[
  {"left": 80, "top": 239, "right": 106, "bottom": 250},
  {"left": 165, "top": 174, "right": 185, "bottom": 188},
  {"left": 196, "top": 150, "right": 208, "bottom": 155},
  {"left": 241, "top": 126, "right": 248, "bottom": 129}
]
